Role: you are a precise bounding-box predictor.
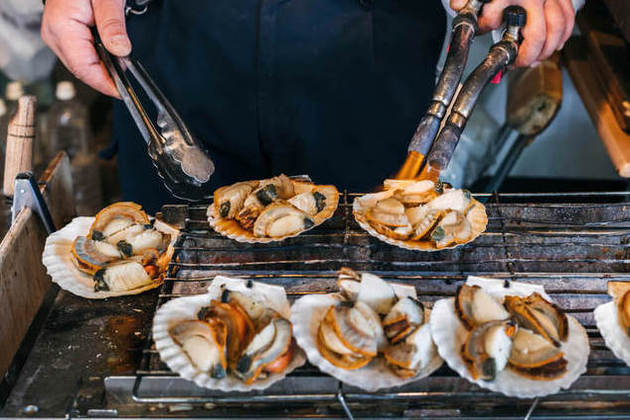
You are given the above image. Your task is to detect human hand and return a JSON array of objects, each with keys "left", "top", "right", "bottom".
[
  {"left": 450, "top": 0, "right": 575, "bottom": 67},
  {"left": 41, "top": 0, "right": 131, "bottom": 97}
]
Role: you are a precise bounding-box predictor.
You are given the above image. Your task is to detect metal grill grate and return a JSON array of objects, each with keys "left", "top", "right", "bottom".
[{"left": 105, "top": 192, "right": 630, "bottom": 418}]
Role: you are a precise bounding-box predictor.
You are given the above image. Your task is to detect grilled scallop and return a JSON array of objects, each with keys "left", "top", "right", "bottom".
[
  {"left": 455, "top": 285, "right": 510, "bottom": 330},
  {"left": 508, "top": 328, "right": 568, "bottom": 380},
  {"left": 430, "top": 211, "right": 473, "bottom": 249},
  {"left": 317, "top": 309, "right": 374, "bottom": 370},
  {"left": 170, "top": 320, "right": 228, "bottom": 379},
  {"left": 391, "top": 180, "right": 439, "bottom": 206},
  {"left": 383, "top": 297, "right": 425, "bottom": 344},
  {"left": 461, "top": 320, "right": 517, "bottom": 381},
  {"left": 504, "top": 293, "right": 568, "bottom": 347},
  {"left": 288, "top": 190, "right": 327, "bottom": 215},
  {"left": 252, "top": 203, "right": 315, "bottom": 238},
  {"left": 427, "top": 189, "right": 473, "bottom": 213},
  {"left": 325, "top": 302, "right": 381, "bottom": 357},
  {"left": 355, "top": 272, "right": 397, "bottom": 315},
  {"left": 116, "top": 228, "right": 166, "bottom": 257},
  {"left": 337, "top": 268, "right": 362, "bottom": 301},
  {"left": 366, "top": 198, "right": 409, "bottom": 228},
  {"left": 605, "top": 282, "right": 630, "bottom": 336},
  {"left": 410, "top": 206, "right": 442, "bottom": 241},
  {"left": 383, "top": 323, "right": 436, "bottom": 378},
  {"left": 104, "top": 223, "right": 145, "bottom": 246},
  {"left": 198, "top": 301, "right": 255, "bottom": 368},
  {"left": 72, "top": 236, "right": 122, "bottom": 274},
  {"left": 88, "top": 202, "right": 149, "bottom": 240},
  {"left": 93, "top": 260, "right": 152, "bottom": 292},
  {"left": 235, "top": 317, "right": 293, "bottom": 384},
  {"left": 618, "top": 289, "right": 630, "bottom": 336},
  {"left": 214, "top": 181, "right": 258, "bottom": 219}
]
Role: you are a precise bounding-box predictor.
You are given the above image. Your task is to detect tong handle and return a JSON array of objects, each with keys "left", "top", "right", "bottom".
[
  {"left": 93, "top": 31, "right": 164, "bottom": 150},
  {"left": 424, "top": 6, "right": 526, "bottom": 175},
  {"left": 406, "top": 0, "right": 491, "bottom": 158}
]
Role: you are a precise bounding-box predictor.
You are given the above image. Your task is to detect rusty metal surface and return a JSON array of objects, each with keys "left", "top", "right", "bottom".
[
  {"left": 4, "top": 192, "right": 630, "bottom": 418},
  {"left": 1, "top": 288, "right": 158, "bottom": 418}
]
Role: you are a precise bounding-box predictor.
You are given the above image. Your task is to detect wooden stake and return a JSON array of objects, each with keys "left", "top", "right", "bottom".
[{"left": 3, "top": 95, "right": 36, "bottom": 197}]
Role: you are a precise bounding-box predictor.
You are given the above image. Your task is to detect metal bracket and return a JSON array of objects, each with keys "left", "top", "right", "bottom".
[{"left": 11, "top": 172, "right": 56, "bottom": 234}]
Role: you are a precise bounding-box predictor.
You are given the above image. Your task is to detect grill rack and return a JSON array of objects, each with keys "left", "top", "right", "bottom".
[{"left": 111, "top": 191, "right": 630, "bottom": 418}]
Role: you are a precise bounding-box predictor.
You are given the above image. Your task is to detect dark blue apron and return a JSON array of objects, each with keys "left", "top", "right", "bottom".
[{"left": 112, "top": 0, "right": 445, "bottom": 213}]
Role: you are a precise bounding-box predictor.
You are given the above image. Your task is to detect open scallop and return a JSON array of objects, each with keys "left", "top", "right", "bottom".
[
  {"left": 594, "top": 281, "right": 630, "bottom": 367},
  {"left": 291, "top": 270, "right": 442, "bottom": 392},
  {"left": 42, "top": 209, "right": 177, "bottom": 299},
  {"left": 353, "top": 181, "right": 487, "bottom": 251},
  {"left": 207, "top": 175, "right": 339, "bottom": 243},
  {"left": 153, "top": 276, "right": 305, "bottom": 392},
  {"left": 430, "top": 276, "right": 589, "bottom": 398}
]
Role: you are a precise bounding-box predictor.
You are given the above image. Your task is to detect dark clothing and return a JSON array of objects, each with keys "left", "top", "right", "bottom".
[{"left": 113, "top": 0, "right": 446, "bottom": 213}]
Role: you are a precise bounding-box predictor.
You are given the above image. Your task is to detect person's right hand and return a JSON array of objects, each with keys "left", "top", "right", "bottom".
[{"left": 41, "top": 0, "right": 131, "bottom": 98}]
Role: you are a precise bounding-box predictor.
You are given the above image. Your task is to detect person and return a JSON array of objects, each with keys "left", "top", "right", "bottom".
[{"left": 41, "top": 0, "right": 577, "bottom": 213}]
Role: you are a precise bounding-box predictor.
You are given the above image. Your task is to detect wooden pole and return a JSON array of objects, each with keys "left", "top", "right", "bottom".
[{"left": 3, "top": 95, "right": 36, "bottom": 197}]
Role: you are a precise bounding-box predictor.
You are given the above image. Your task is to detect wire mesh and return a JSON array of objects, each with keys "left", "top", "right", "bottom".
[{"left": 126, "top": 191, "right": 630, "bottom": 418}]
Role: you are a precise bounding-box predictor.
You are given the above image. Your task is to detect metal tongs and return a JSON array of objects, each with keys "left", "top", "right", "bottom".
[
  {"left": 396, "top": 0, "right": 526, "bottom": 181},
  {"left": 93, "top": 31, "right": 215, "bottom": 201}
]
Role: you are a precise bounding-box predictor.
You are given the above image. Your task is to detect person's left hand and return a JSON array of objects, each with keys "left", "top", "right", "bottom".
[{"left": 450, "top": 0, "right": 575, "bottom": 67}]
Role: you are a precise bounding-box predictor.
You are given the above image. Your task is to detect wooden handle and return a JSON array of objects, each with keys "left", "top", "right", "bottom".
[{"left": 3, "top": 95, "right": 36, "bottom": 197}]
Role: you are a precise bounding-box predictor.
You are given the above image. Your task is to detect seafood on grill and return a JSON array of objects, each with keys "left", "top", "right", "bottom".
[
  {"left": 353, "top": 179, "right": 487, "bottom": 251},
  {"left": 154, "top": 276, "right": 305, "bottom": 391},
  {"left": 208, "top": 174, "right": 339, "bottom": 243},
  {"left": 43, "top": 202, "right": 177, "bottom": 299},
  {"left": 69, "top": 202, "right": 172, "bottom": 293},
  {"left": 594, "top": 282, "right": 630, "bottom": 367},
  {"left": 430, "top": 277, "right": 590, "bottom": 398},
  {"left": 454, "top": 284, "right": 569, "bottom": 381},
  {"left": 292, "top": 268, "right": 443, "bottom": 391}
]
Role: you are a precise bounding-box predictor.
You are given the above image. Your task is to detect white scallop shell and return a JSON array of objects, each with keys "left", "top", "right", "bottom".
[
  {"left": 207, "top": 181, "right": 339, "bottom": 244},
  {"left": 291, "top": 283, "right": 443, "bottom": 392},
  {"left": 430, "top": 277, "right": 590, "bottom": 398},
  {"left": 153, "top": 276, "right": 306, "bottom": 392},
  {"left": 353, "top": 194, "right": 487, "bottom": 252},
  {"left": 41, "top": 217, "right": 174, "bottom": 299},
  {"left": 594, "top": 301, "right": 630, "bottom": 367}
]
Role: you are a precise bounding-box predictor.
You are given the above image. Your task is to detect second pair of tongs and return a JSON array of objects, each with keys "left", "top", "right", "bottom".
[
  {"left": 395, "top": 1, "right": 526, "bottom": 182},
  {"left": 94, "top": 30, "right": 215, "bottom": 201}
]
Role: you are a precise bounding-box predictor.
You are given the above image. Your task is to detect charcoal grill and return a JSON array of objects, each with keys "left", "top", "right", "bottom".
[{"left": 101, "top": 191, "right": 630, "bottom": 418}]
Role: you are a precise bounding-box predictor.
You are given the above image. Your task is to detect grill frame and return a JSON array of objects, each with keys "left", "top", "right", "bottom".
[{"left": 117, "top": 191, "right": 630, "bottom": 418}]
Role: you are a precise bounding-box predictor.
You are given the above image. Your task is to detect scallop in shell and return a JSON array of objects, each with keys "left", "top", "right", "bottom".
[
  {"left": 214, "top": 181, "right": 258, "bottom": 219},
  {"left": 93, "top": 260, "right": 152, "bottom": 292},
  {"left": 353, "top": 183, "right": 486, "bottom": 251},
  {"left": 392, "top": 180, "right": 439, "bottom": 205},
  {"left": 71, "top": 236, "right": 122, "bottom": 274},
  {"left": 253, "top": 203, "right": 315, "bottom": 238},
  {"left": 430, "top": 211, "right": 472, "bottom": 249},
  {"left": 170, "top": 320, "right": 228, "bottom": 379},
  {"left": 383, "top": 323, "right": 436, "bottom": 378},
  {"left": 461, "top": 320, "right": 517, "bottom": 381},
  {"left": 383, "top": 297, "right": 425, "bottom": 344},
  {"left": 454, "top": 284, "right": 509, "bottom": 330},
  {"left": 235, "top": 317, "right": 294, "bottom": 384},
  {"left": 507, "top": 328, "right": 567, "bottom": 380},
  {"left": 504, "top": 293, "right": 568, "bottom": 347},
  {"left": 208, "top": 176, "right": 339, "bottom": 243},
  {"left": 89, "top": 202, "right": 149, "bottom": 240}
]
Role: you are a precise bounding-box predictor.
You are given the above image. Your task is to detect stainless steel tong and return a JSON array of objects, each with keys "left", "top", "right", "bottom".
[{"left": 94, "top": 31, "right": 215, "bottom": 201}]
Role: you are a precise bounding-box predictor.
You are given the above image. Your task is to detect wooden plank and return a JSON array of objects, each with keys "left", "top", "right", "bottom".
[
  {"left": 0, "top": 152, "right": 75, "bottom": 376},
  {"left": 565, "top": 37, "right": 630, "bottom": 177}
]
